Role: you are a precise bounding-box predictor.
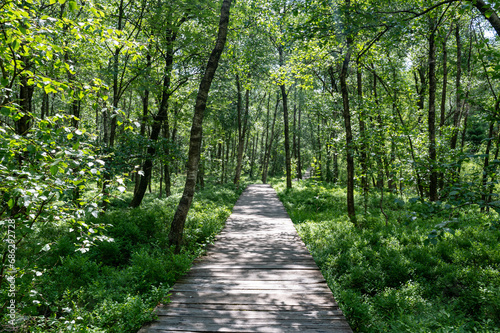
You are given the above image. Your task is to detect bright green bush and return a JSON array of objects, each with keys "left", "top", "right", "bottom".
[
  {"left": 1, "top": 181, "right": 245, "bottom": 332},
  {"left": 275, "top": 179, "right": 500, "bottom": 333}
]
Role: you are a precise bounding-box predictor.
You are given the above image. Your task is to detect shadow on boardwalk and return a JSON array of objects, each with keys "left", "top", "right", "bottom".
[{"left": 139, "top": 184, "right": 352, "bottom": 333}]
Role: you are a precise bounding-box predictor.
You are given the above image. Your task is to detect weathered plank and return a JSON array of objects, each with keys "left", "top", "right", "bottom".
[
  {"left": 155, "top": 308, "right": 346, "bottom": 319},
  {"left": 160, "top": 303, "right": 339, "bottom": 312},
  {"left": 138, "top": 184, "right": 352, "bottom": 333},
  {"left": 171, "top": 281, "right": 332, "bottom": 292}
]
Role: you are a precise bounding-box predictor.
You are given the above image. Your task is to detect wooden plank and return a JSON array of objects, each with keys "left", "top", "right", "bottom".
[
  {"left": 168, "top": 291, "right": 339, "bottom": 306},
  {"left": 141, "top": 320, "right": 352, "bottom": 333},
  {"left": 171, "top": 282, "right": 332, "bottom": 292},
  {"left": 193, "top": 257, "right": 317, "bottom": 264},
  {"left": 171, "top": 286, "right": 333, "bottom": 293},
  {"left": 190, "top": 263, "right": 319, "bottom": 270},
  {"left": 155, "top": 308, "right": 345, "bottom": 319},
  {"left": 141, "top": 327, "right": 353, "bottom": 333},
  {"left": 182, "top": 270, "right": 327, "bottom": 281},
  {"left": 176, "top": 275, "right": 326, "bottom": 287},
  {"left": 158, "top": 303, "right": 340, "bottom": 311}
]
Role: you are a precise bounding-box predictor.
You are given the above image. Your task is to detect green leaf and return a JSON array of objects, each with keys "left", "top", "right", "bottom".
[
  {"left": 1, "top": 106, "right": 11, "bottom": 116},
  {"left": 67, "top": 133, "right": 73, "bottom": 140},
  {"left": 68, "top": 0, "right": 78, "bottom": 11},
  {"left": 44, "top": 84, "right": 57, "bottom": 94},
  {"left": 12, "top": 39, "right": 20, "bottom": 51},
  {"left": 7, "top": 198, "right": 15, "bottom": 209},
  {"left": 50, "top": 165, "right": 58, "bottom": 176}
]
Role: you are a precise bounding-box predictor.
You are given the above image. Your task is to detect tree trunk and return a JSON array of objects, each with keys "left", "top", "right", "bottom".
[
  {"left": 451, "top": 25, "right": 462, "bottom": 150},
  {"left": 163, "top": 121, "right": 171, "bottom": 197},
  {"left": 224, "top": 134, "right": 230, "bottom": 182},
  {"left": 262, "top": 92, "right": 280, "bottom": 184},
  {"left": 293, "top": 94, "right": 297, "bottom": 165},
  {"left": 159, "top": 164, "right": 164, "bottom": 199},
  {"left": 109, "top": 0, "right": 124, "bottom": 148},
  {"left": 428, "top": 27, "right": 438, "bottom": 202},
  {"left": 440, "top": 40, "right": 448, "bottom": 129},
  {"left": 217, "top": 140, "right": 223, "bottom": 183},
  {"left": 482, "top": 122, "right": 495, "bottom": 211},
  {"left": 70, "top": 94, "right": 80, "bottom": 128},
  {"left": 278, "top": 46, "right": 292, "bottom": 189},
  {"left": 358, "top": 65, "right": 369, "bottom": 198},
  {"left": 296, "top": 90, "right": 303, "bottom": 179},
  {"left": 41, "top": 92, "right": 49, "bottom": 120},
  {"left": 374, "top": 75, "right": 384, "bottom": 189},
  {"left": 388, "top": 130, "right": 397, "bottom": 191},
  {"left": 487, "top": 125, "right": 500, "bottom": 206},
  {"left": 233, "top": 76, "right": 249, "bottom": 185},
  {"left": 249, "top": 134, "right": 257, "bottom": 179},
  {"left": 414, "top": 67, "right": 426, "bottom": 112},
  {"left": 469, "top": 0, "right": 500, "bottom": 36},
  {"left": 460, "top": 105, "right": 469, "bottom": 151},
  {"left": 438, "top": 34, "right": 449, "bottom": 191},
  {"left": 260, "top": 94, "right": 270, "bottom": 172},
  {"left": 333, "top": 145, "right": 338, "bottom": 183},
  {"left": 326, "top": 126, "right": 333, "bottom": 182},
  {"left": 168, "top": 0, "right": 232, "bottom": 252},
  {"left": 16, "top": 73, "right": 33, "bottom": 136},
  {"left": 482, "top": 100, "right": 500, "bottom": 210},
  {"left": 340, "top": 36, "right": 356, "bottom": 224},
  {"left": 262, "top": 93, "right": 271, "bottom": 178},
  {"left": 316, "top": 113, "right": 322, "bottom": 179}
]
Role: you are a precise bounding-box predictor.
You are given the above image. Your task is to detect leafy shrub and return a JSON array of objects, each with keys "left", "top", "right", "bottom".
[
  {"left": 129, "top": 248, "right": 192, "bottom": 293},
  {"left": 275, "top": 179, "right": 500, "bottom": 332},
  {"left": 0, "top": 180, "right": 244, "bottom": 332}
]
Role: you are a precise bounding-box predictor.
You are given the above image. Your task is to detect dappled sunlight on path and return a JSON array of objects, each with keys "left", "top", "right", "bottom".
[{"left": 139, "top": 184, "right": 352, "bottom": 333}]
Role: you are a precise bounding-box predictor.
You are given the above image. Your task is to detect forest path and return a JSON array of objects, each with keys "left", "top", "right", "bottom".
[{"left": 139, "top": 184, "right": 352, "bottom": 333}]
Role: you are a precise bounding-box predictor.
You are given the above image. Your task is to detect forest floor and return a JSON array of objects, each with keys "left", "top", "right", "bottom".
[
  {"left": 139, "top": 184, "right": 352, "bottom": 333},
  {"left": 274, "top": 178, "right": 500, "bottom": 332}
]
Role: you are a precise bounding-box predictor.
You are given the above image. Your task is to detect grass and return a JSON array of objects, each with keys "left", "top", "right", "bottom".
[
  {"left": 274, "top": 178, "right": 500, "bottom": 333},
  {"left": 1, "top": 177, "right": 246, "bottom": 332}
]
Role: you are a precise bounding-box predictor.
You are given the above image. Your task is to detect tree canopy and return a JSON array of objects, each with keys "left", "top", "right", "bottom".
[{"left": 1, "top": 0, "right": 500, "bottom": 331}]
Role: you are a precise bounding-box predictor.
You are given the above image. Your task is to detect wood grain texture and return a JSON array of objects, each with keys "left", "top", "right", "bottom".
[{"left": 139, "top": 184, "right": 352, "bottom": 333}]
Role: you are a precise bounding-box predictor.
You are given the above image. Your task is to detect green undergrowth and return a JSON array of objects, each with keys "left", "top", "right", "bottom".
[
  {"left": 274, "top": 179, "right": 500, "bottom": 333},
  {"left": 2, "top": 180, "right": 245, "bottom": 332}
]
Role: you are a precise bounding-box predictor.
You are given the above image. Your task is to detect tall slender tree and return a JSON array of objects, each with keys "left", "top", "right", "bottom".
[{"left": 168, "top": 0, "right": 232, "bottom": 252}]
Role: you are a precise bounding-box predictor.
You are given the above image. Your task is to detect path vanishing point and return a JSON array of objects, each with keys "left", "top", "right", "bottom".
[{"left": 139, "top": 184, "right": 353, "bottom": 333}]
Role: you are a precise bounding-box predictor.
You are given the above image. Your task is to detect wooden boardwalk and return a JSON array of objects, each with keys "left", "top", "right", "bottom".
[{"left": 139, "top": 184, "right": 352, "bottom": 333}]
